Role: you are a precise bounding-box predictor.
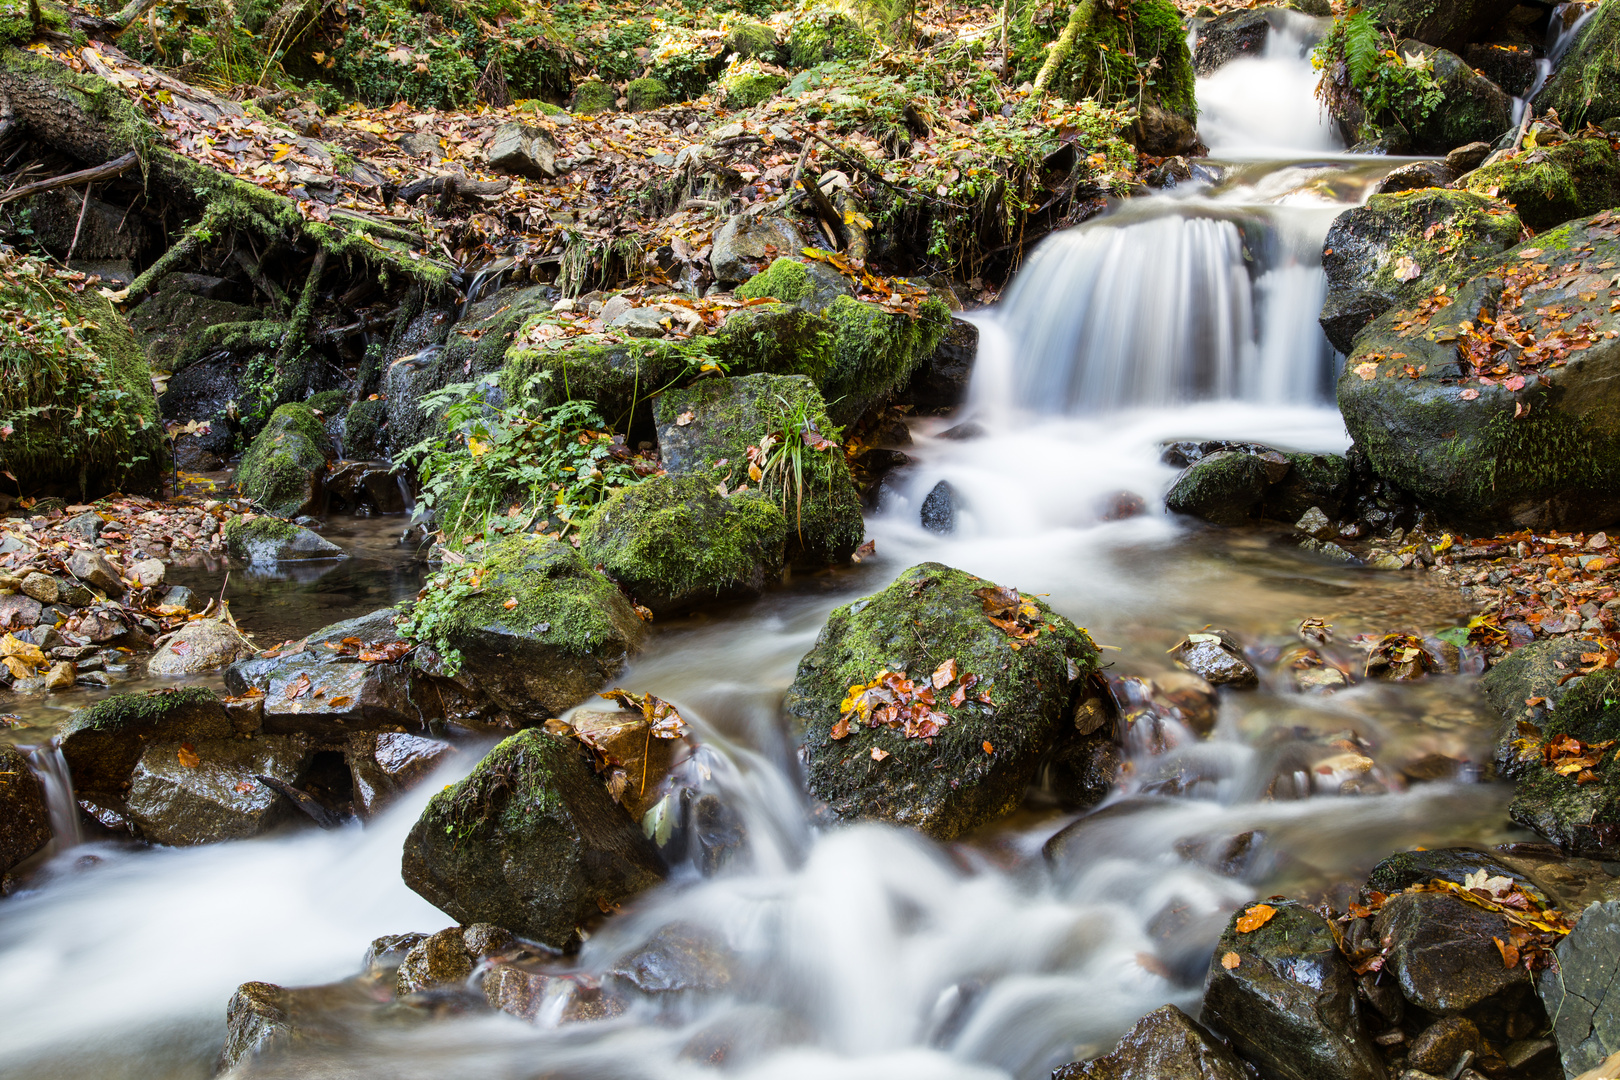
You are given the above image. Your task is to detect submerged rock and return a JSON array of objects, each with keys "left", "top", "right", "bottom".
[
  {"left": 235, "top": 403, "right": 334, "bottom": 519},
  {"left": 1201, "top": 900, "right": 1385, "bottom": 1080},
  {"left": 0, "top": 745, "right": 51, "bottom": 875},
  {"left": 607, "top": 922, "right": 734, "bottom": 996},
  {"left": 579, "top": 473, "right": 788, "bottom": 617},
  {"left": 224, "top": 516, "right": 347, "bottom": 564},
  {"left": 401, "top": 728, "right": 666, "bottom": 949},
  {"left": 1054, "top": 1004, "right": 1248, "bottom": 1080},
  {"left": 784, "top": 562, "right": 1101, "bottom": 840}
]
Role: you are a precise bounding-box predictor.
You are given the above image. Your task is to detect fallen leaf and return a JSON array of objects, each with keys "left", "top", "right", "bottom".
[
  {"left": 851, "top": 539, "right": 876, "bottom": 563},
  {"left": 675, "top": 410, "right": 695, "bottom": 427},
  {"left": 285, "top": 673, "right": 313, "bottom": 699},
  {"left": 1235, "top": 904, "right": 1277, "bottom": 933},
  {"left": 932, "top": 658, "right": 957, "bottom": 689},
  {"left": 503, "top": 597, "right": 519, "bottom": 610},
  {"left": 982, "top": 740, "right": 994, "bottom": 754},
  {"left": 870, "top": 746, "right": 889, "bottom": 761},
  {"left": 177, "top": 744, "right": 200, "bottom": 768},
  {"left": 1396, "top": 255, "right": 1421, "bottom": 282},
  {"left": 329, "top": 695, "right": 353, "bottom": 708},
  {"left": 1221, "top": 951, "right": 1241, "bottom": 970}
]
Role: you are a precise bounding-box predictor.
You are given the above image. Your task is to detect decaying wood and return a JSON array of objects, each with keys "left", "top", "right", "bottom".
[{"left": 0, "top": 148, "right": 137, "bottom": 206}]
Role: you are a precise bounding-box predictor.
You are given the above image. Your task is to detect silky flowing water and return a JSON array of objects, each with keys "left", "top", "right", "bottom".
[{"left": 0, "top": 15, "right": 1535, "bottom": 1079}]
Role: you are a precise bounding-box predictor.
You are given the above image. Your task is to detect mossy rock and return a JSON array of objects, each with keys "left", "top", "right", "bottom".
[
  {"left": 1165, "top": 451, "right": 1273, "bottom": 524},
  {"left": 1461, "top": 138, "right": 1620, "bottom": 231},
  {"left": 57, "top": 687, "right": 232, "bottom": 798},
  {"left": 735, "top": 257, "right": 853, "bottom": 313},
  {"left": 724, "top": 21, "right": 779, "bottom": 60},
  {"left": 1009, "top": 0, "right": 1196, "bottom": 123},
  {"left": 0, "top": 268, "right": 165, "bottom": 499},
  {"left": 710, "top": 301, "right": 835, "bottom": 385},
  {"left": 224, "top": 515, "right": 346, "bottom": 564},
  {"left": 579, "top": 473, "right": 788, "bottom": 617},
  {"left": 127, "top": 278, "right": 264, "bottom": 374},
  {"left": 415, "top": 534, "right": 646, "bottom": 721},
  {"left": 1536, "top": 0, "right": 1620, "bottom": 129},
  {"left": 1320, "top": 189, "right": 1524, "bottom": 354},
  {"left": 571, "top": 78, "right": 617, "bottom": 114},
  {"left": 1337, "top": 212, "right": 1620, "bottom": 531},
  {"left": 502, "top": 332, "right": 688, "bottom": 433},
  {"left": 654, "top": 374, "right": 864, "bottom": 567},
  {"left": 305, "top": 389, "right": 347, "bottom": 416},
  {"left": 345, "top": 397, "right": 389, "bottom": 458},
  {"left": 235, "top": 403, "right": 334, "bottom": 518},
  {"left": 786, "top": 11, "right": 874, "bottom": 69},
  {"left": 1399, "top": 41, "right": 1514, "bottom": 154},
  {"left": 1362, "top": 0, "right": 1522, "bottom": 54},
  {"left": 1497, "top": 662, "right": 1620, "bottom": 857},
  {"left": 1483, "top": 636, "right": 1600, "bottom": 771},
  {"left": 823, "top": 294, "right": 953, "bottom": 426},
  {"left": 625, "top": 77, "right": 669, "bottom": 112},
  {"left": 723, "top": 71, "right": 786, "bottom": 109},
  {"left": 401, "top": 728, "right": 666, "bottom": 948},
  {"left": 783, "top": 563, "right": 1101, "bottom": 840}
]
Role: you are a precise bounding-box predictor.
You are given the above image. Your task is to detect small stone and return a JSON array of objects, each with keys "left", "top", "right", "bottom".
[
  {"left": 43, "top": 661, "right": 74, "bottom": 689},
  {"left": 1296, "top": 506, "right": 1335, "bottom": 539},
  {"left": 395, "top": 927, "right": 474, "bottom": 996},
  {"left": 1408, "top": 1017, "right": 1480, "bottom": 1074},
  {"left": 1587, "top": 532, "right": 1610, "bottom": 550},
  {"left": 19, "top": 572, "right": 59, "bottom": 604},
  {"left": 128, "top": 558, "right": 165, "bottom": 588},
  {"left": 1174, "top": 632, "right": 1258, "bottom": 687},
  {"left": 609, "top": 306, "right": 670, "bottom": 338},
  {"left": 1296, "top": 667, "right": 1348, "bottom": 693},
  {"left": 487, "top": 122, "right": 561, "bottom": 179},
  {"left": 66, "top": 550, "right": 123, "bottom": 595},
  {"left": 920, "top": 480, "right": 958, "bottom": 534},
  {"left": 62, "top": 512, "right": 104, "bottom": 541},
  {"left": 161, "top": 585, "right": 204, "bottom": 613}
]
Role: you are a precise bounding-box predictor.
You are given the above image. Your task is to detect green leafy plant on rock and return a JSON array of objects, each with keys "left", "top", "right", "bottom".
[{"left": 1313, "top": 10, "right": 1446, "bottom": 140}]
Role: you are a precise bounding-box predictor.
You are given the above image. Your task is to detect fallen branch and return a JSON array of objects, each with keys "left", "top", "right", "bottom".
[
  {"left": 0, "top": 148, "right": 138, "bottom": 206},
  {"left": 397, "top": 173, "right": 512, "bottom": 207}
]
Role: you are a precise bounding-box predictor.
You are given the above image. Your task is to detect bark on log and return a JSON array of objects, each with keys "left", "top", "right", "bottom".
[{"left": 0, "top": 148, "right": 138, "bottom": 205}]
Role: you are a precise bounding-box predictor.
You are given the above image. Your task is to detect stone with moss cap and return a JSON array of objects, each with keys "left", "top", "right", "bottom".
[
  {"left": 1361, "top": 0, "right": 1519, "bottom": 54},
  {"left": 655, "top": 374, "right": 864, "bottom": 567},
  {"left": 823, "top": 294, "right": 952, "bottom": 426},
  {"left": 1338, "top": 211, "right": 1620, "bottom": 531},
  {"left": 786, "top": 10, "right": 874, "bottom": 68},
  {"left": 723, "top": 71, "right": 787, "bottom": 109},
  {"left": 404, "top": 534, "right": 645, "bottom": 721},
  {"left": 784, "top": 563, "right": 1101, "bottom": 840},
  {"left": 345, "top": 397, "right": 388, "bottom": 459},
  {"left": 624, "top": 77, "right": 669, "bottom": 112},
  {"left": 1460, "top": 139, "right": 1620, "bottom": 232},
  {"left": 225, "top": 515, "right": 346, "bottom": 564},
  {"left": 710, "top": 302, "right": 835, "bottom": 385},
  {"left": 58, "top": 687, "right": 234, "bottom": 799},
  {"left": 1496, "top": 664, "right": 1620, "bottom": 857},
  {"left": 580, "top": 473, "right": 788, "bottom": 617},
  {"left": 571, "top": 78, "right": 617, "bottom": 114},
  {"left": 1536, "top": 0, "right": 1620, "bottom": 130},
  {"left": 401, "top": 728, "right": 666, "bottom": 948},
  {"left": 1320, "top": 188, "right": 1523, "bottom": 354},
  {"left": 725, "top": 20, "right": 779, "bottom": 59},
  {"left": 235, "top": 403, "right": 334, "bottom": 518},
  {"left": 1398, "top": 40, "right": 1514, "bottom": 154},
  {"left": 735, "top": 257, "right": 853, "bottom": 313},
  {"left": 502, "top": 332, "right": 689, "bottom": 435}
]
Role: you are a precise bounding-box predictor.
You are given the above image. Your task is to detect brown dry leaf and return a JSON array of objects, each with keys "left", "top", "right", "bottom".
[
  {"left": 831, "top": 714, "right": 851, "bottom": 740},
  {"left": 931, "top": 658, "right": 957, "bottom": 689},
  {"left": 1493, "top": 936, "right": 1520, "bottom": 969},
  {"left": 285, "top": 673, "right": 312, "bottom": 699},
  {"left": 675, "top": 410, "right": 695, "bottom": 427},
  {"left": 358, "top": 641, "right": 412, "bottom": 663},
  {"left": 870, "top": 746, "right": 890, "bottom": 761},
  {"left": 177, "top": 744, "right": 200, "bottom": 768},
  {"left": 503, "top": 597, "right": 519, "bottom": 610},
  {"left": 1235, "top": 904, "right": 1277, "bottom": 933},
  {"left": 1221, "top": 951, "right": 1241, "bottom": 970},
  {"left": 851, "top": 539, "right": 876, "bottom": 564},
  {"left": 329, "top": 695, "right": 353, "bottom": 708}
]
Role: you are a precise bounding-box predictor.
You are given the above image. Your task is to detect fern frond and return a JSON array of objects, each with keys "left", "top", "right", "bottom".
[{"left": 1344, "top": 11, "right": 1381, "bottom": 88}]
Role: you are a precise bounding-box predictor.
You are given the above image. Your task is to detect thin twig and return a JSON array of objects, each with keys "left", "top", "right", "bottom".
[
  {"left": 65, "top": 183, "right": 92, "bottom": 266},
  {"left": 0, "top": 150, "right": 139, "bottom": 206}
]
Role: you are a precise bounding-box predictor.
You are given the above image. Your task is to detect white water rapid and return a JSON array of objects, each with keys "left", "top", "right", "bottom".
[{"left": 0, "top": 17, "right": 1527, "bottom": 1080}]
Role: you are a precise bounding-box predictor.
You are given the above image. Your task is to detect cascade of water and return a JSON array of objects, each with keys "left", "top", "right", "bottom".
[
  {"left": 21, "top": 745, "right": 83, "bottom": 853},
  {"left": 1513, "top": 2, "right": 1600, "bottom": 127},
  {"left": 1196, "top": 11, "right": 1342, "bottom": 159}
]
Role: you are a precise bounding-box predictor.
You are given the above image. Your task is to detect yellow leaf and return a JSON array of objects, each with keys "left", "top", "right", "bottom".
[
  {"left": 467, "top": 437, "right": 490, "bottom": 458},
  {"left": 1235, "top": 904, "right": 1277, "bottom": 933},
  {"left": 271, "top": 143, "right": 294, "bottom": 163},
  {"left": 177, "top": 745, "right": 201, "bottom": 768},
  {"left": 1, "top": 655, "right": 33, "bottom": 680},
  {"left": 1354, "top": 362, "right": 1380, "bottom": 381},
  {"left": 1221, "top": 951, "right": 1241, "bottom": 970},
  {"left": 843, "top": 209, "right": 874, "bottom": 230}
]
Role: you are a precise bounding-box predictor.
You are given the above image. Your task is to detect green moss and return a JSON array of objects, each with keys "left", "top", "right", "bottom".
[
  {"left": 62, "top": 686, "right": 223, "bottom": 738},
  {"left": 724, "top": 20, "right": 778, "bottom": 60},
  {"left": 418, "top": 728, "right": 564, "bottom": 843},
  {"left": 225, "top": 514, "right": 300, "bottom": 545},
  {"left": 625, "top": 77, "right": 669, "bottom": 112},
  {"left": 502, "top": 331, "right": 689, "bottom": 432},
  {"left": 1462, "top": 139, "right": 1620, "bottom": 231},
  {"left": 305, "top": 389, "right": 347, "bottom": 416},
  {"left": 579, "top": 473, "right": 788, "bottom": 615},
  {"left": 1010, "top": 0, "right": 1195, "bottom": 120},
  {"left": 711, "top": 302, "right": 836, "bottom": 385},
  {"left": 235, "top": 403, "right": 332, "bottom": 517},
  {"left": 823, "top": 294, "right": 951, "bottom": 425},
  {"left": 57, "top": 687, "right": 231, "bottom": 794},
  {"left": 345, "top": 397, "right": 388, "bottom": 458},
  {"left": 0, "top": 0, "right": 66, "bottom": 46},
  {"left": 723, "top": 71, "right": 787, "bottom": 108},
  {"left": 572, "top": 78, "right": 617, "bottom": 113},
  {"left": 736, "top": 258, "right": 815, "bottom": 304},
  {"left": 787, "top": 10, "right": 875, "bottom": 68},
  {"left": 1538, "top": 0, "right": 1620, "bottom": 128},
  {"left": 126, "top": 282, "right": 266, "bottom": 374}
]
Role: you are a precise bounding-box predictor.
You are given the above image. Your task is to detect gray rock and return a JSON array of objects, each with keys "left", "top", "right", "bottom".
[
  {"left": 126, "top": 734, "right": 314, "bottom": 845},
  {"left": 1539, "top": 900, "right": 1620, "bottom": 1078},
  {"left": 401, "top": 728, "right": 667, "bottom": 950},
  {"left": 1173, "top": 632, "right": 1258, "bottom": 687},
  {"left": 57, "top": 687, "right": 233, "bottom": 798},
  {"left": 1374, "top": 160, "right": 1457, "bottom": 195},
  {"left": 254, "top": 655, "right": 425, "bottom": 738},
  {"left": 1202, "top": 900, "right": 1386, "bottom": 1080},
  {"left": 397, "top": 131, "right": 440, "bottom": 157},
  {"left": 146, "top": 619, "right": 254, "bottom": 676},
  {"left": 608, "top": 923, "right": 734, "bottom": 995},
  {"left": 608, "top": 306, "right": 671, "bottom": 338},
  {"left": 161, "top": 585, "right": 204, "bottom": 613},
  {"left": 128, "top": 558, "right": 165, "bottom": 588},
  {"left": 1054, "top": 1004, "right": 1248, "bottom": 1080},
  {"left": 920, "top": 479, "right": 958, "bottom": 534},
  {"left": 0, "top": 745, "right": 52, "bottom": 874},
  {"left": 62, "top": 512, "right": 105, "bottom": 541},
  {"left": 0, "top": 592, "right": 41, "bottom": 629},
  {"left": 220, "top": 981, "right": 291, "bottom": 1074},
  {"left": 20, "top": 572, "right": 59, "bottom": 604},
  {"left": 1194, "top": 8, "right": 1271, "bottom": 76},
  {"left": 1296, "top": 507, "right": 1335, "bottom": 539},
  {"left": 487, "top": 121, "right": 561, "bottom": 179},
  {"left": 395, "top": 926, "right": 474, "bottom": 996},
  {"left": 347, "top": 730, "right": 453, "bottom": 818},
  {"left": 1165, "top": 451, "right": 1271, "bottom": 525},
  {"left": 66, "top": 549, "right": 123, "bottom": 595},
  {"left": 224, "top": 518, "right": 347, "bottom": 564},
  {"left": 710, "top": 215, "right": 806, "bottom": 284}
]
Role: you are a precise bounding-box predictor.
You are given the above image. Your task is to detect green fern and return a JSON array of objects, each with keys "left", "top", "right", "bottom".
[{"left": 1343, "top": 11, "right": 1382, "bottom": 89}]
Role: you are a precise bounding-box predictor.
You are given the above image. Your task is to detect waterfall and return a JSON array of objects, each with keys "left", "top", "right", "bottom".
[{"left": 22, "top": 744, "right": 83, "bottom": 853}]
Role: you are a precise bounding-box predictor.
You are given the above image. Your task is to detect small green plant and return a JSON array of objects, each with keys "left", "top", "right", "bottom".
[
  {"left": 398, "top": 371, "right": 647, "bottom": 549},
  {"left": 396, "top": 560, "right": 483, "bottom": 672},
  {"left": 749, "top": 392, "right": 840, "bottom": 538},
  {"left": 1313, "top": 10, "right": 1446, "bottom": 136}
]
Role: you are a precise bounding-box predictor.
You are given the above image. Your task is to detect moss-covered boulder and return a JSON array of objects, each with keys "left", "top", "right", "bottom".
[
  {"left": 1337, "top": 211, "right": 1620, "bottom": 531},
  {"left": 1536, "top": 0, "right": 1620, "bottom": 129},
  {"left": 1399, "top": 41, "right": 1514, "bottom": 153},
  {"left": 401, "top": 534, "right": 645, "bottom": 721},
  {"left": 1165, "top": 451, "right": 1274, "bottom": 525},
  {"left": 1321, "top": 189, "right": 1524, "bottom": 354},
  {"left": 724, "top": 20, "right": 779, "bottom": 60},
  {"left": 1460, "top": 139, "right": 1620, "bottom": 231},
  {"left": 625, "top": 77, "right": 669, "bottom": 112},
  {"left": 783, "top": 563, "right": 1101, "bottom": 840},
  {"left": 401, "top": 728, "right": 666, "bottom": 948},
  {"left": 1497, "top": 666, "right": 1620, "bottom": 857},
  {"left": 655, "top": 374, "right": 864, "bottom": 566},
  {"left": 786, "top": 10, "right": 874, "bottom": 68},
  {"left": 57, "top": 687, "right": 234, "bottom": 799},
  {"left": 579, "top": 474, "right": 788, "bottom": 617},
  {"left": 0, "top": 257, "right": 164, "bottom": 498},
  {"left": 502, "top": 331, "right": 687, "bottom": 433},
  {"left": 823, "top": 295, "right": 952, "bottom": 426},
  {"left": 722, "top": 70, "right": 787, "bottom": 109},
  {"left": 1361, "top": 0, "right": 1518, "bottom": 53},
  {"left": 224, "top": 515, "right": 347, "bottom": 563},
  {"left": 571, "top": 78, "right": 616, "bottom": 113},
  {"left": 736, "top": 257, "right": 853, "bottom": 313},
  {"left": 345, "top": 396, "right": 388, "bottom": 459},
  {"left": 235, "top": 403, "right": 334, "bottom": 518},
  {"left": 710, "top": 302, "right": 835, "bottom": 384},
  {"left": 127, "top": 276, "right": 264, "bottom": 374}
]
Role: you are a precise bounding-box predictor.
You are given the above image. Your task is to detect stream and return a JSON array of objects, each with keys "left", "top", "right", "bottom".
[{"left": 0, "top": 13, "right": 1535, "bottom": 1080}]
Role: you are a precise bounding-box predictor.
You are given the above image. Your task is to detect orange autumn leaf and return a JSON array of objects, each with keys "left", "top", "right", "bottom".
[
  {"left": 177, "top": 744, "right": 200, "bottom": 768},
  {"left": 1235, "top": 904, "right": 1277, "bottom": 933},
  {"left": 870, "top": 746, "right": 889, "bottom": 761},
  {"left": 982, "top": 741, "right": 994, "bottom": 754},
  {"left": 503, "top": 597, "right": 519, "bottom": 610},
  {"left": 1221, "top": 951, "right": 1241, "bottom": 970}
]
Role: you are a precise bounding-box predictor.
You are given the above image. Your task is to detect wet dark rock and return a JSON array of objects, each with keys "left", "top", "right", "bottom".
[
  {"left": 920, "top": 479, "right": 959, "bottom": 534},
  {"left": 1173, "top": 631, "right": 1258, "bottom": 687},
  {"left": 710, "top": 215, "right": 806, "bottom": 285},
  {"left": 1126, "top": 101, "right": 1204, "bottom": 158},
  {"left": 395, "top": 926, "right": 475, "bottom": 996},
  {"left": 220, "top": 981, "right": 291, "bottom": 1074},
  {"left": 608, "top": 923, "right": 734, "bottom": 995},
  {"left": 146, "top": 618, "right": 254, "bottom": 675},
  {"left": 347, "top": 731, "right": 454, "bottom": 819},
  {"left": 936, "top": 419, "right": 985, "bottom": 441},
  {"left": 1395, "top": 43, "right": 1514, "bottom": 153},
  {"left": 363, "top": 932, "right": 428, "bottom": 977},
  {"left": 1538, "top": 899, "right": 1620, "bottom": 1077},
  {"left": 1365, "top": 847, "right": 1548, "bottom": 902},
  {"left": 1462, "top": 43, "right": 1537, "bottom": 98},
  {"left": 1194, "top": 8, "right": 1271, "bottom": 76},
  {"left": 57, "top": 687, "right": 233, "bottom": 798},
  {"left": 1373, "top": 161, "right": 1456, "bottom": 195},
  {"left": 1202, "top": 900, "right": 1386, "bottom": 1080},
  {"left": 325, "top": 461, "right": 409, "bottom": 515},
  {"left": 0, "top": 746, "right": 52, "bottom": 874},
  {"left": 1099, "top": 491, "right": 1147, "bottom": 520},
  {"left": 1166, "top": 451, "right": 1271, "bottom": 525},
  {"left": 1459, "top": 138, "right": 1620, "bottom": 231},
  {"left": 901, "top": 317, "right": 978, "bottom": 413},
  {"left": 1054, "top": 1004, "right": 1248, "bottom": 1080},
  {"left": 257, "top": 654, "right": 429, "bottom": 738},
  {"left": 401, "top": 729, "right": 666, "bottom": 949},
  {"left": 1407, "top": 1017, "right": 1480, "bottom": 1075},
  {"left": 236, "top": 403, "right": 334, "bottom": 519},
  {"left": 1320, "top": 190, "right": 1522, "bottom": 355},
  {"left": 784, "top": 562, "right": 1100, "bottom": 840},
  {"left": 1360, "top": 0, "right": 1519, "bottom": 54},
  {"left": 66, "top": 549, "right": 124, "bottom": 596},
  {"left": 225, "top": 516, "right": 347, "bottom": 564},
  {"left": 125, "top": 734, "right": 314, "bottom": 845},
  {"left": 1373, "top": 890, "right": 1541, "bottom": 1035},
  {"left": 1481, "top": 637, "right": 1598, "bottom": 765},
  {"left": 157, "top": 354, "right": 240, "bottom": 466},
  {"left": 1535, "top": 0, "right": 1620, "bottom": 129}
]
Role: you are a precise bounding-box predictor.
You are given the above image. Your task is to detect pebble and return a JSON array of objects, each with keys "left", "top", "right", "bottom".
[{"left": 20, "top": 572, "right": 58, "bottom": 604}]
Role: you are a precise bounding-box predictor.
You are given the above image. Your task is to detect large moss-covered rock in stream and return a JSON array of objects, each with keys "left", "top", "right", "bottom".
[
  {"left": 401, "top": 728, "right": 666, "bottom": 949},
  {"left": 1164, "top": 445, "right": 1352, "bottom": 525},
  {"left": 402, "top": 535, "right": 645, "bottom": 721},
  {"left": 126, "top": 734, "right": 315, "bottom": 846},
  {"left": 127, "top": 275, "right": 263, "bottom": 374},
  {"left": 236, "top": 403, "right": 334, "bottom": 518},
  {"left": 1338, "top": 211, "right": 1620, "bottom": 531},
  {"left": 1053, "top": 1004, "right": 1249, "bottom": 1080},
  {"left": 1201, "top": 900, "right": 1386, "bottom": 1080},
  {"left": 823, "top": 295, "right": 953, "bottom": 426},
  {"left": 0, "top": 745, "right": 51, "bottom": 875},
  {"left": 709, "top": 302, "right": 835, "bottom": 385},
  {"left": 224, "top": 515, "right": 346, "bottom": 564},
  {"left": 654, "top": 374, "right": 864, "bottom": 567},
  {"left": 1481, "top": 636, "right": 1600, "bottom": 760},
  {"left": 579, "top": 474, "right": 789, "bottom": 617},
  {"left": 1461, "top": 138, "right": 1620, "bottom": 232},
  {"left": 1360, "top": 0, "right": 1518, "bottom": 53},
  {"left": 57, "top": 687, "right": 234, "bottom": 799},
  {"left": 0, "top": 260, "right": 164, "bottom": 498},
  {"left": 1498, "top": 666, "right": 1620, "bottom": 857},
  {"left": 502, "top": 332, "right": 689, "bottom": 434},
  {"left": 783, "top": 563, "right": 1100, "bottom": 840},
  {"left": 1398, "top": 41, "right": 1514, "bottom": 154},
  {"left": 1535, "top": 0, "right": 1620, "bottom": 129},
  {"left": 1320, "top": 190, "right": 1524, "bottom": 355}
]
